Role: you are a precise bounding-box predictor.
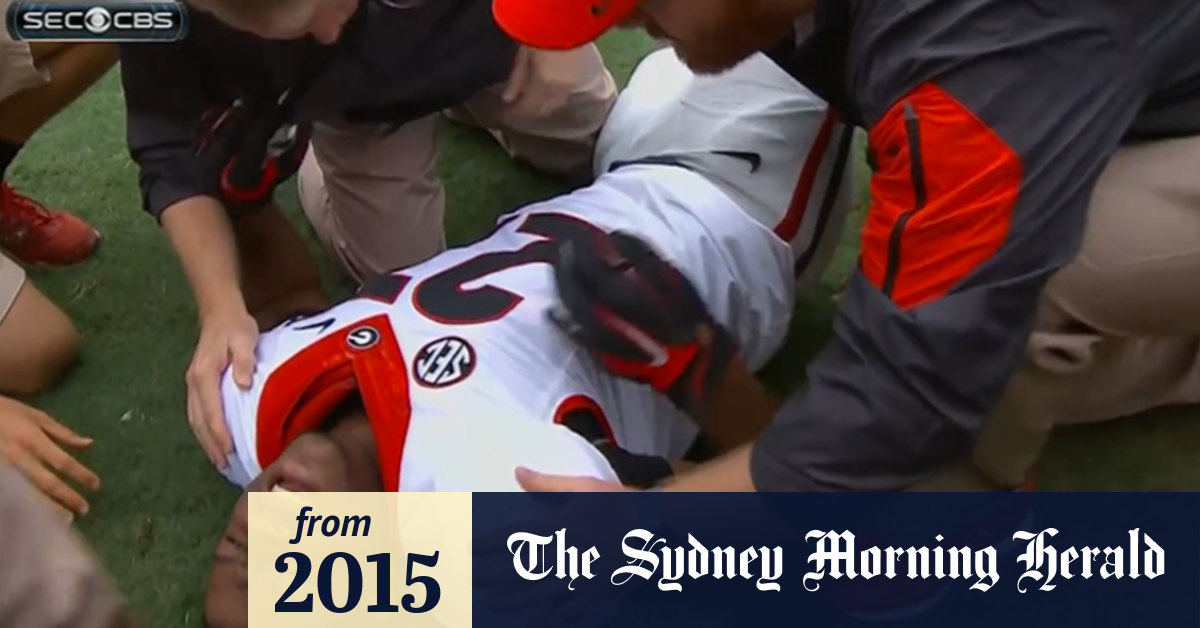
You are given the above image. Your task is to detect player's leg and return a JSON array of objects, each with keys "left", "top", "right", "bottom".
[
  {"left": 961, "top": 134, "right": 1200, "bottom": 490},
  {"left": 449, "top": 43, "right": 617, "bottom": 185},
  {"left": 231, "top": 203, "right": 326, "bottom": 329},
  {"left": 298, "top": 114, "right": 447, "bottom": 282},
  {"left": 0, "top": 40, "right": 113, "bottom": 266},
  {"left": 0, "top": 252, "right": 79, "bottom": 396}
]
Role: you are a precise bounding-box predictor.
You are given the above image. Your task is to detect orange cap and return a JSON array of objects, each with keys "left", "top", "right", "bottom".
[{"left": 493, "top": 0, "right": 641, "bottom": 49}]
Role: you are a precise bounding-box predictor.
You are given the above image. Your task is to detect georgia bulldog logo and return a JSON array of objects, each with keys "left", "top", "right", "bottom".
[
  {"left": 345, "top": 325, "right": 380, "bottom": 350},
  {"left": 413, "top": 336, "right": 476, "bottom": 388}
]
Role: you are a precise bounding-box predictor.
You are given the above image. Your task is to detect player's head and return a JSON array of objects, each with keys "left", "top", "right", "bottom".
[
  {"left": 492, "top": 0, "right": 814, "bottom": 74},
  {"left": 187, "top": 0, "right": 360, "bottom": 44},
  {"left": 204, "top": 397, "right": 381, "bottom": 627}
]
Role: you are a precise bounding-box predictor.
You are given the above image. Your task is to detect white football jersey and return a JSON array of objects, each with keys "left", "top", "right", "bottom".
[
  {"left": 220, "top": 165, "right": 797, "bottom": 491},
  {"left": 217, "top": 49, "right": 849, "bottom": 493}
]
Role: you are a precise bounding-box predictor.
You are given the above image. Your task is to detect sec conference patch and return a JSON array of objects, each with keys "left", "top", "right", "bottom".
[{"left": 413, "top": 336, "right": 476, "bottom": 388}]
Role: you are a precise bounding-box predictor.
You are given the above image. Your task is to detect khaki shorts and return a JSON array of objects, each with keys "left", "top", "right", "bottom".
[
  {"left": 298, "top": 43, "right": 617, "bottom": 281},
  {"left": 0, "top": 0, "right": 50, "bottom": 102},
  {"left": 0, "top": 251, "right": 25, "bottom": 324},
  {"left": 927, "top": 134, "right": 1200, "bottom": 491}
]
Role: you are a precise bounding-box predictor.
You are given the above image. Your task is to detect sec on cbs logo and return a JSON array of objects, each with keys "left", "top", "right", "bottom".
[{"left": 5, "top": 0, "right": 188, "bottom": 41}]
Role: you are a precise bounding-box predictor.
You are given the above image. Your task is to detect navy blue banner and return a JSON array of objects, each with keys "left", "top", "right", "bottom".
[{"left": 472, "top": 493, "right": 1199, "bottom": 627}]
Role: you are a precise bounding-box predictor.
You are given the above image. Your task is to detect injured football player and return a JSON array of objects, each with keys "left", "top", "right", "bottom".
[{"left": 202, "top": 45, "right": 854, "bottom": 626}]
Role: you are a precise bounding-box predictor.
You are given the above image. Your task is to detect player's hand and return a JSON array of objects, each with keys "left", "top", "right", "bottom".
[
  {"left": 501, "top": 46, "right": 584, "bottom": 118},
  {"left": 548, "top": 231, "right": 738, "bottom": 420},
  {"left": 187, "top": 306, "right": 258, "bottom": 469},
  {"left": 0, "top": 395, "right": 99, "bottom": 521}
]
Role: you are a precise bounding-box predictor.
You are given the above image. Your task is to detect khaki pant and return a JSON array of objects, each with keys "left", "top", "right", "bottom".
[
  {"left": 965, "top": 134, "right": 1200, "bottom": 489},
  {"left": 298, "top": 44, "right": 617, "bottom": 281},
  {"left": 0, "top": 250, "right": 24, "bottom": 324},
  {"left": 0, "top": 463, "right": 129, "bottom": 627}
]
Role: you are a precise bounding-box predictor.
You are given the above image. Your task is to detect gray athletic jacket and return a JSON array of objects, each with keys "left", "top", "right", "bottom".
[{"left": 753, "top": 0, "right": 1200, "bottom": 490}]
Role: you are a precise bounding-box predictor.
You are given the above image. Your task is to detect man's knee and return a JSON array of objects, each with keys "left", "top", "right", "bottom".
[
  {"left": 0, "top": 281, "right": 80, "bottom": 395},
  {"left": 967, "top": 259, "right": 1200, "bottom": 489},
  {"left": 464, "top": 44, "right": 618, "bottom": 183},
  {"left": 19, "top": 316, "right": 80, "bottom": 395},
  {"left": 521, "top": 61, "right": 619, "bottom": 181},
  {"left": 301, "top": 129, "right": 447, "bottom": 278}
]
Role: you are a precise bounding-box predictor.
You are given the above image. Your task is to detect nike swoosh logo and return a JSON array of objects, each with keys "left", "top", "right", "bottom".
[
  {"left": 607, "top": 150, "right": 764, "bottom": 176},
  {"left": 292, "top": 317, "right": 335, "bottom": 333},
  {"left": 711, "top": 150, "right": 763, "bottom": 173}
]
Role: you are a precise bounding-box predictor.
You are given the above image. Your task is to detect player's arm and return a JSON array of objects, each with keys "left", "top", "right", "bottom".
[
  {"left": 702, "top": 355, "right": 778, "bottom": 452},
  {"left": 550, "top": 232, "right": 778, "bottom": 453},
  {"left": 549, "top": 233, "right": 743, "bottom": 423}
]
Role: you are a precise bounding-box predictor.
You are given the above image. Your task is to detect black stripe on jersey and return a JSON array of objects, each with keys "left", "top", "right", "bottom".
[{"left": 793, "top": 123, "right": 855, "bottom": 278}]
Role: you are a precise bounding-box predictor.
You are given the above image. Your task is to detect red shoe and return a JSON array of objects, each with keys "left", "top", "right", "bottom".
[{"left": 0, "top": 182, "right": 100, "bottom": 266}]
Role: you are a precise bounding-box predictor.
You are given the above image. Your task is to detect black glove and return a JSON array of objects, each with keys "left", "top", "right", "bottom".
[
  {"left": 557, "top": 408, "right": 673, "bottom": 488},
  {"left": 549, "top": 230, "right": 738, "bottom": 421},
  {"left": 194, "top": 99, "right": 312, "bottom": 210}
]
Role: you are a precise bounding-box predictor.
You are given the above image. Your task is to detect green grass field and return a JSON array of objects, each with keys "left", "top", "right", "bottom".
[{"left": 8, "top": 32, "right": 1199, "bottom": 624}]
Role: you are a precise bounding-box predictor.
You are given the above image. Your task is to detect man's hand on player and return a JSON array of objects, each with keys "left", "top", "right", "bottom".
[
  {"left": 187, "top": 306, "right": 258, "bottom": 469},
  {"left": 549, "top": 231, "right": 738, "bottom": 421},
  {"left": 0, "top": 395, "right": 99, "bottom": 521},
  {"left": 515, "top": 467, "right": 634, "bottom": 492}
]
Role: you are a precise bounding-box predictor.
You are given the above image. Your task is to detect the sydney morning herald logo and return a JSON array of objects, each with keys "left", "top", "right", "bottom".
[{"left": 5, "top": 0, "right": 188, "bottom": 41}]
